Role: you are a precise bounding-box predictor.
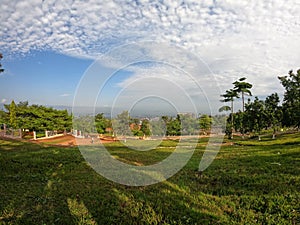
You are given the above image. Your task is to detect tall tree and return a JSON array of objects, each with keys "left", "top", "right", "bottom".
[
  {"left": 9, "top": 100, "right": 17, "bottom": 129},
  {"left": 244, "top": 97, "right": 267, "bottom": 140},
  {"left": 0, "top": 110, "right": 8, "bottom": 127},
  {"left": 112, "top": 111, "right": 131, "bottom": 137},
  {"left": 95, "top": 113, "right": 110, "bottom": 134},
  {"left": 265, "top": 93, "right": 282, "bottom": 138},
  {"left": 220, "top": 89, "right": 239, "bottom": 139},
  {"left": 140, "top": 119, "right": 151, "bottom": 137},
  {"left": 178, "top": 113, "right": 198, "bottom": 135},
  {"left": 278, "top": 69, "right": 300, "bottom": 129},
  {"left": 233, "top": 77, "right": 253, "bottom": 138},
  {"left": 166, "top": 115, "right": 181, "bottom": 136},
  {"left": 233, "top": 77, "right": 253, "bottom": 112},
  {"left": 199, "top": 114, "right": 212, "bottom": 134}
]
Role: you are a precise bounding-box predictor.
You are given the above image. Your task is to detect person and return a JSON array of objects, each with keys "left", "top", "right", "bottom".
[{"left": 91, "top": 137, "right": 94, "bottom": 144}]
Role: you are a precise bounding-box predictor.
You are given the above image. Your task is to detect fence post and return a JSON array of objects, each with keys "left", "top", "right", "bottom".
[{"left": 33, "top": 131, "right": 36, "bottom": 140}]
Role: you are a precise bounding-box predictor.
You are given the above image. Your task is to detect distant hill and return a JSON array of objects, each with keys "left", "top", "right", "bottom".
[{"left": 0, "top": 103, "right": 178, "bottom": 118}]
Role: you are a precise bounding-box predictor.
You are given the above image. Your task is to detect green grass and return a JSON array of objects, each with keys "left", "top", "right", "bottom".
[
  {"left": 0, "top": 134, "right": 299, "bottom": 224},
  {"left": 234, "top": 131, "right": 300, "bottom": 146}
]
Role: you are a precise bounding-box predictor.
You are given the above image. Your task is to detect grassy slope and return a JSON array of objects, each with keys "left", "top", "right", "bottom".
[{"left": 0, "top": 134, "right": 299, "bottom": 224}]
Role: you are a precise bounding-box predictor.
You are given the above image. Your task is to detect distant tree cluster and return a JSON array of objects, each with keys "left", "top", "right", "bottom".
[
  {"left": 220, "top": 69, "right": 300, "bottom": 139},
  {"left": 70, "top": 111, "right": 218, "bottom": 138},
  {"left": 0, "top": 101, "right": 72, "bottom": 132}
]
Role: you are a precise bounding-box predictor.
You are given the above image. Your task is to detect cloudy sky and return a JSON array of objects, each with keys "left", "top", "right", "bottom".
[{"left": 1, "top": 0, "right": 300, "bottom": 115}]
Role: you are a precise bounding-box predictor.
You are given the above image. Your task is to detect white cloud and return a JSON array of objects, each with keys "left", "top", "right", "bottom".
[
  {"left": 1, "top": 99, "right": 7, "bottom": 104},
  {"left": 1, "top": 0, "right": 300, "bottom": 112},
  {"left": 60, "top": 93, "right": 71, "bottom": 97}
]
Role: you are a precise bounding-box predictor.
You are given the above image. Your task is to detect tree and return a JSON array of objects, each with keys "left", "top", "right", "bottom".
[
  {"left": 265, "top": 93, "right": 282, "bottom": 138},
  {"left": 0, "top": 109, "right": 8, "bottom": 128},
  {"left": 179, "top": 113, "right": 198, "bottom": 135},
  {"left": 199, "top": 114, "right": 212, "bottom": 134},
  {"left": 232, "top": 111, "right": 244, "bottom": 134},
  {"left": 73, "top": 115, "right": 95, "bottom": 134},
  {"left": 278, "top": 69, "right": 300, "bottom": 129},
  {"left": 233, "top": 77, "right": 253, "bottom": 112},
  {"left": 150, "top": 118, "right": 166, "bottom": 136},
  {"left": 233, "top": 77, "right": 253, "bottom": 138},
  {"left": 220, "top": 89, "right": 239, "bottom": 139},
  {"left": 140, "top": 119, "right": 151, "bottom": 137},
  {"left": 4, "top": 101, "right": 72, "bottom": 133},
  {"left": 9, "top": 100, "right": 17, "bottom": 129},
  {"left": 112, "top": 111, "right": 131, "bottom": 137},
  {"left": 95, "top": 113, "right": 110, "bottom": 134},
  {"left": 166, "top": 115, "right": 181, "bottom": 136},
  {"left": 244, "top": 97, "right": 267, "bottom": 140}
]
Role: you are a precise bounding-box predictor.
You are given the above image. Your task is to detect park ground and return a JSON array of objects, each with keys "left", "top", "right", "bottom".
[{"left": 0, "top": 132, "right": 299, "bottom": 224}]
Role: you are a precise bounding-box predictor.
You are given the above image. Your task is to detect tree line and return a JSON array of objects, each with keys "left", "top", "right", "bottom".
[
  {"left": 220, "top": 69, "right": 300, "bottom": 139},
  {"left": 72, "top": 111, "right": 218, "bottom": 138},
  {"left": 0, "top": 101, "right": 218, "bottom": 138},
  {"left": 0, "top": 101, "right": 72, "bottom": 134}
]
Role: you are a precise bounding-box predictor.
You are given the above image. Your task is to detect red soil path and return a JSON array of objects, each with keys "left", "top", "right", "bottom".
[{"left": 34, "top": 134, "right": 115, "bottom": 146}]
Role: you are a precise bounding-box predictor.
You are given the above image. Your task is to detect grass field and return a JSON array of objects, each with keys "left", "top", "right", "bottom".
[{"left": 0, "top": 133, "right": 299, "bottom": 224}]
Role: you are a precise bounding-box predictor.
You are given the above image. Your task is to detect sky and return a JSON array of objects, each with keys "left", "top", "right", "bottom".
[{"left": 1, "top": 0, "right": 300, "bottom": 115}]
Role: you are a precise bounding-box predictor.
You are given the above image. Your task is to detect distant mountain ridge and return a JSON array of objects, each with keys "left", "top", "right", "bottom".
[{"left": 0, "top": 103, "right": 177, "bottom": 118}]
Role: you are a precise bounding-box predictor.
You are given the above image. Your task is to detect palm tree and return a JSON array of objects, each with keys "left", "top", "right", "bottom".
[
  {"left": 233, "top": 77, "right": 252, "bottom": 138},
  {"left": 233, "top": 77, "right": 253, "bottom": 112},
  {"left": 220, "top": 89, "right": 239, "bottom": 139}
]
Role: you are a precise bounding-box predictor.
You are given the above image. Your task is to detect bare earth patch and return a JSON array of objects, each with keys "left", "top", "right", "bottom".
[{"left": 34, "top": 134, "right": 115, "bottom": 146}]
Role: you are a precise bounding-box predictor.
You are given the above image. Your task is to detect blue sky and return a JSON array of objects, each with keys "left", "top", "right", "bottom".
[
  {"left": 1, "top": 51, "right": 92, "bottom": 106},
  {"left": 1, "top": 0, "right": 300, "bottom": 115}
]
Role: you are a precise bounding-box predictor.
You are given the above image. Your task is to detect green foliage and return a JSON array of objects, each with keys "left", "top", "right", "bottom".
[
  {"left": 9, "top": 100, "right": 17, "bottom": 129},
  {"left": 278, "top": 69, "right": 300, "bottom": 128},
  {"left": 179, "top": 113, "right": 199, "bottom": 135},
  {"left": 199, "top": 114, "right": 212, "bottom": 133},
  {"left": 94, "top": 113, "right": 111, "bottom": 134},
  {"left": 218, "top": 105, "right": 231, "bottom": 112},
  {"left": 233, "top": 77, "right": 253, "bottom": 112},
  {"left": 244, "top": 97, "right": 267, "bottom": 135},
  {"left": 149, "top": 118, "right": 166, "bottom": 136},
  {"left": 140, "top": 119, "right": 151, "bottom": 136},
  {"left": 73, "top": 115, "right": 95, "bottom": 134},
  {"left": 220, "top": 70, "right": 300, "bottom": 137},
  {"left": 0, "top": 109, "right": 8, "bottom": 125},
  {"left": 265, "top": 93, "right": 282, "bottom": 135},
  {"left": 4, "top": 101, "right": 72, "bottom": 132},
  {"left": 112, "top": 111, "right": 131, "bottom": 136},
  {"left": 165, "top": 115, "right": 181, "bottom": 136},
  {"left": 220, "top": 89, "right": 239, "bottom": 139}
]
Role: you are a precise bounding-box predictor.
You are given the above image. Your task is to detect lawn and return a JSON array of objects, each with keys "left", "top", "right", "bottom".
[{"left": 0, "top": 134, "right": 299, "bottom": 224}]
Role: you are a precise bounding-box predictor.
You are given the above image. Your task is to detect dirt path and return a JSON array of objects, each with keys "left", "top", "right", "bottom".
[{"left": 34, "top": 134, "right": 115, "bottom": 146}]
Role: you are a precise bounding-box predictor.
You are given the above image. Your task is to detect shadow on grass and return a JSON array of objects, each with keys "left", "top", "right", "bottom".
[
  {"left": 0, "top": 138, "right": 222, "bottom": 224},
  {"left": 0, "top": 137, "right": 299, "bottom": 224}
]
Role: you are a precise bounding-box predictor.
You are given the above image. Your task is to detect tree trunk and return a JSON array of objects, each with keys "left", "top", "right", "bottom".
[
  {"left": 231, "top": 100, "right": 234, "bottom": 139},
  {"left": 241, "top": 91, "right": 245, "bottom": 139},
  {"left": 242, "top": 92, "right": 245, "bottom": 113}
]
